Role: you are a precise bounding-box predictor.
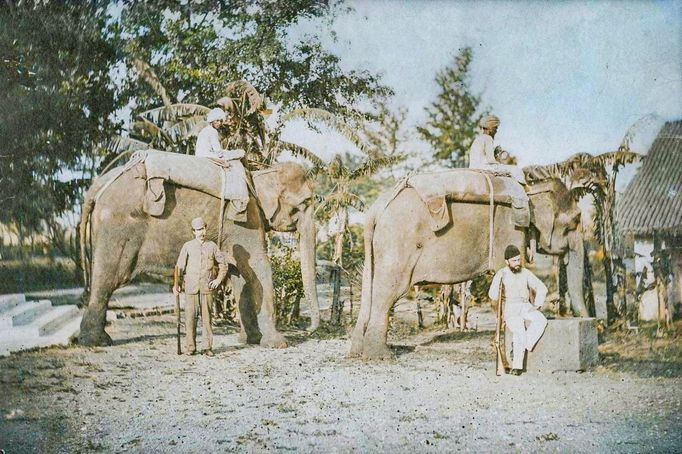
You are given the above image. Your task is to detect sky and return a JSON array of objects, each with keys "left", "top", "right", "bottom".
[{"left": 283, "top": 0, "right": 681, "bottom": 168}]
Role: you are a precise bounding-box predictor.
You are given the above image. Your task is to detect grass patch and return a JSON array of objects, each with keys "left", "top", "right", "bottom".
[
  {"left": 0, "top": 258, "right": 79, "bottom": 293},
  {"left": 598, "top": 320, "right": 682, "bottom": 377}
]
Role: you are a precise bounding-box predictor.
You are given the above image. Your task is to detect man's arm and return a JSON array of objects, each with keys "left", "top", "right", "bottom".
[
  {"left": 208, "top": 244, "right": 228, "bottom": 289},
  {"left": 173, "top": 244, "right": 188, "bottom": 295},
  {"left": 488, "top": 269, "right": 504, "bottom": 301},
  {"left": 526, "top": 270, "right": 548, "bottom": 308},
  {"left": 220, "top": 148, "right": 245, "bottom": 161}
]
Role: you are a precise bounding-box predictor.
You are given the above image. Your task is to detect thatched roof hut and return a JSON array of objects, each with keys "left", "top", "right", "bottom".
[
  {"left": 616, "top": 120, "right": 682, "bottom": 319},
  {"left": 617, "top": 120, "right": 682, "bottom": 237}
]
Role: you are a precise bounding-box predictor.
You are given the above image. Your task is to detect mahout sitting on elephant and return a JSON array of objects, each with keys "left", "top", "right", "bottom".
[
  {"left": 78, "top": 150, "right": 319, "bottom": 348},
  {"left": 349, "top": 167, "right": 586, "bottom": 359}
]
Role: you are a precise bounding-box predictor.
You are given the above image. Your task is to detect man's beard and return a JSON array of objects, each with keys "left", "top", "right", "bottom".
[{"left": 508, "top": 264, "right": 522, "bottom": 273}]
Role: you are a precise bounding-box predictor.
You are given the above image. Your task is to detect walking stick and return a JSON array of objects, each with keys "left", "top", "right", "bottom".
[
  {"left": 494, "top": 280, "right": 509, "bottom": 376},
  {"left": 174, "top": 266, "right": 182, "bottom": 355}
]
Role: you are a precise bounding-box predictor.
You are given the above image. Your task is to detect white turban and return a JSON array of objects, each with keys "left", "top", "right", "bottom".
[
  {"left": 479, "top": 115, "right": 500, "bottom": 129},
  {"left": 207, "top": 108, "right": 227, "bottom": 123}
]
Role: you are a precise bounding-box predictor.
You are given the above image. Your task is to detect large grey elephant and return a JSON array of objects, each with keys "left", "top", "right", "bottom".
[
  {"left": 349, "top": 171, "right": 586, "bottom": 359},
  {"left": 78, "top": 159, "right": 319, "bottom": 348}
]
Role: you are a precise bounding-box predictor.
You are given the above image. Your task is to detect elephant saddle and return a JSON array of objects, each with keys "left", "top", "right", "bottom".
[
  {"left": 390, "top": 169, "right": 530, "bottom": 232},
  {"left": 131, "top": 150, "right": 250, "bottom": 219}
]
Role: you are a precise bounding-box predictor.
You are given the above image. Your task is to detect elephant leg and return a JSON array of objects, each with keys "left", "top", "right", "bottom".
[
  {"left": 232, "top": 274, "right": 261, "bottom": 345},
  {"left": 79, "top": 284, "right": 114, "bottom": 346},
  {"left": 252, "top": 254, "right": 287, "bottom": 348},
  {"left": 362, "top": 272, "right": 412, "bottom": 360},
  {"left": 233, "top": 241, "right": 287, "bottom": 349},
  {"left": 79, "top": 234, "right": 139, "bottom": 346}
]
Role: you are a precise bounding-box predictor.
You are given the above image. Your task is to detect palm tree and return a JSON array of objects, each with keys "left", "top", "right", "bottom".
[{"left": 542, "top": 144, "right": 642, "bottom": 323}]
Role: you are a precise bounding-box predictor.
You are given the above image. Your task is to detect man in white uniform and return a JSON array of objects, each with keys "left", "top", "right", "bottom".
[
  {"left": 195, "top": 108, "right": 249, "bottom": 217},
  {"left": 196, "top": 108, "right": 246, "bottom": 160},
  {"left": 489, "top": 245, "right": 548, "bottom": 375},
  {"left": 469, "top": 115, "right": 526, "bottom": 184}
]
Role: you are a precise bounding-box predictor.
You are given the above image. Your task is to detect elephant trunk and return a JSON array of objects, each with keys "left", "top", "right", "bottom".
[
  {"left": 298, "top": 205, "right": 320, "bottom": 331},
  {"left": 566, "top": 229, "right": 589, "bottom": 317}
]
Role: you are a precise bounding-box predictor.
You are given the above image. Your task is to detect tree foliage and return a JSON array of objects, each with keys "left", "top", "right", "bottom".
[
  {"left": 0, "top": 1, "right": 121, "bottom": 243},
  {"left": 416, "top": 47, "right": 487, "bottom": 167},
  {"left": 116, "top": 1, "right": 390, "bottom": 117}
]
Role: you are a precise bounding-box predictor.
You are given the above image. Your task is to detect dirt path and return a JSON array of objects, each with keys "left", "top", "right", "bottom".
[{"left": 1, "top": 313, "right": 681, "bottom": 453}]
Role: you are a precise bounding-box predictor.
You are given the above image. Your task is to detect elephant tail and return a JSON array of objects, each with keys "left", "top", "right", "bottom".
[
  {"left": 79, "top": 186, "right": 98, "bottom": 300},
  {"left": 359, "top": 198, "right": 382, "bottom": 335}
]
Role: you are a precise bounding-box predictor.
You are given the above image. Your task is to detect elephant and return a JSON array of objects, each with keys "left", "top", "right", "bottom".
[
  {"left": 77, "top": 158, "right": 319, "bottom": 348},
  {"left": 349, "top": 170, "right": 586, "bottom": 359}
]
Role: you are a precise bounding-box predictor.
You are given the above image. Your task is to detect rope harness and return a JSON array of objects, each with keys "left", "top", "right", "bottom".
[{"left": 385, "top": 169, "right": 501, "bottom": 270}]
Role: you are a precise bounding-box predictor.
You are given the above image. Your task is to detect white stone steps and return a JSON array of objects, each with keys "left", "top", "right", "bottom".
[
  {"left": 0, "top": 294, "right": 83, "bottom": 356},
  {"left": 0, "top": 300, "right": 53, "bottom": 329},
  {"left": 0, "top": 294, "right": 25, "bottom": 314},
  {"left": 0, "top": 314, "right": 82, "bottom": 356},
  {"left": 35, "top": 305, "right": 81, "bottom": 336}
]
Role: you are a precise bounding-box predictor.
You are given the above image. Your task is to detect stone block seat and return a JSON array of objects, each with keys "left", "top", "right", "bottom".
[{"left": 506, "top": 317, "right": 599, "bottom": 372}]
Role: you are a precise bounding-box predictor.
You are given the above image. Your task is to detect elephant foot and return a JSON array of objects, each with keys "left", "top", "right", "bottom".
[
  {"left": 78, "top": 329, "right": 113, "bottom": 347},
  {"left": 362, "top": 342, "right": 394, "bottom": 361},
  {"left": 348, "top": 333, "right": 364, "bottom": 358},
  {"left": 307, "top": 318, "right": 320, "bottom": 333},
  {"left": 238, "top": 329, "right": 261, "bottom": 345},
  {"left": 260, "top": 332, "right": 288, "bottom": 348}
]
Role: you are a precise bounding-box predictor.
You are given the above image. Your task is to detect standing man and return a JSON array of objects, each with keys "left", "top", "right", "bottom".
[
  {"left": 173, "top": 217, "right": 228, "bottom": 356},
  {"left": 468, "top": 115, "right": 526, "bottom": 184},
  {"left": 488, "top": 245, "right": 548, "bottom": 375}
]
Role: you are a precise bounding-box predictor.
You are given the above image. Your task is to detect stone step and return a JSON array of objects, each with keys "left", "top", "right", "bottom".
[
  {"left": 0, "top": 312, "right": 82, "bottom": 356},
  {"left": 0, "top": 294, "right": 26, "bottom": 314},
  {"left": 38, "top": 305, "right": 81, "bottom": 336},
  {"left": 0, "top": 300, "right": 52, "bottom": 329},
  {"left": 8, "top": 305, "right": 81, "bottom": 337}
]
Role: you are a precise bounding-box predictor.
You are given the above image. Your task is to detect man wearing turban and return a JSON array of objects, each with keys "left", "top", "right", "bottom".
[
  {"left": 195, "top": 107, "right": 249, "bottom": 218},
  {"left": 468, "top": 115, "right": 526, "bottom": 183}
]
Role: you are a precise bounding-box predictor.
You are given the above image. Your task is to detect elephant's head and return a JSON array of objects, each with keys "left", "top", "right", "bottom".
[
  {"left": 526, "top": 178, "right": 588, "bottom": 316},
  {"left": 253, "top": 162, "right": 320, "bottom": 329}
]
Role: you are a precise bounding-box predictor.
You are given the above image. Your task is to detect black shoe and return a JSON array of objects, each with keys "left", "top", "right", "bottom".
[{"left": 510, "top": 369, "right": 523, "bottom": 376}]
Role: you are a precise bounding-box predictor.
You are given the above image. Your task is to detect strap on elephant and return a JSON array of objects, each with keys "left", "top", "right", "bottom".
[
  {"left": 482, "top": 172, "right": 495, "bottom": 270},
  {"left": 386, "top": 170, "right": 497, "bottom": 270},
  {"left": 94, "top": 150, "right": 148, "bottom": 203}
]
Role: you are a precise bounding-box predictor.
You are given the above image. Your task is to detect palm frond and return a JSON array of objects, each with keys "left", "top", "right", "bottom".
[
  {"left": 271, "top": 141, "right": 325, "bottom": 167},
  {"left": 591, "top": 150, "right": 643, "bottom": 169},
  {"left": 317, "top": 191, "right": 365, "bottom": 213},
  {"left": 138, "top": 104, "right": 210, "bottom": 125},
  {"left": 101, "top": 136, "right": 149, "bottom": 155},
  {"left": 131, "top": 117, "right": 173, "bottom": 146},
  {"left": 132, "top": 58, "right": 172, "bottom": 107},
  {"left": 280, "top": 108, "right": 369, "bottom": 153},
  {"left": 165, "top": 115, "right": 208, "bottom": 141},
  {"left": 350, "top": 153, "right": 406, "bottom": 179}
]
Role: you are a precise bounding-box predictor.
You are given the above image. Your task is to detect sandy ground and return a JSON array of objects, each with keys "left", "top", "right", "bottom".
[{"left": 1, "top": 306, "right": 681, "bottom": 453}]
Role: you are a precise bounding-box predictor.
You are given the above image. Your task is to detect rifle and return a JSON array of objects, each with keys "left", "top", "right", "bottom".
[
  {"left": 494, "top": 278, "right": 509, "bottom": 376},
  {"left": 174, "top": 266, "right": 182, "bottom": 355}
]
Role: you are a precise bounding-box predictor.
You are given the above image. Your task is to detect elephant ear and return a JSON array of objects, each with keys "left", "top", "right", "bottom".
[{"left": 257, "top": 173, "right": 282, "bottom": 224}]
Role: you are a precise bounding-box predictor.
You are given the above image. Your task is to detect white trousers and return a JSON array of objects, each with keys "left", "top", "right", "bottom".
[{"left": 505, "top": 302, "right": 548, "bottom": 370}]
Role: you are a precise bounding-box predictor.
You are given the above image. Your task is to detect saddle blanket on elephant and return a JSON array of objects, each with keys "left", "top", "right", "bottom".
[
  {"left": 131, "top": 150, "right": 249, "bottom": 218},
  {"left": 397, "top": 169, "right": 530, "bottom": 232}
]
